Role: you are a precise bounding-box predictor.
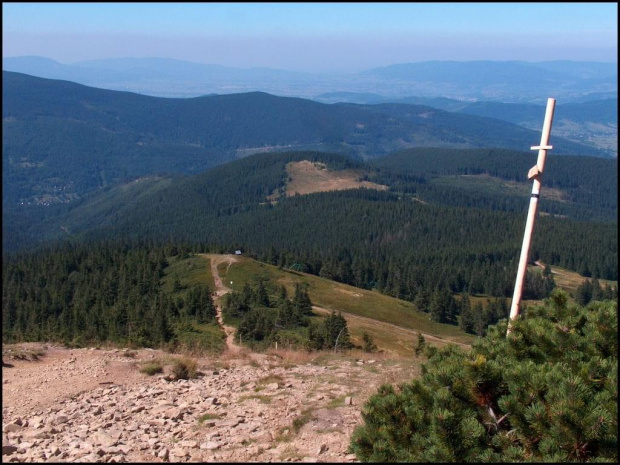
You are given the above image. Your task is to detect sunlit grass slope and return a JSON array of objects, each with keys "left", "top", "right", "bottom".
[
  {"left": 161, "top": 254, "right": 215, "bottom": 295},
  {"left": 529, "top": 262, "right": 618, "bottom": 295},
  {"left": 213, "top": 255, "right": 474, "bottom": 353},
  {"left": 159, "top": 253, "right": 615, "bottom": 358}
]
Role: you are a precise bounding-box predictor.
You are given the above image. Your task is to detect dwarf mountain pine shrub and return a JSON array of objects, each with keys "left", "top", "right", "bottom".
[
  {"left": 350, "top": 290, "right": 617, "bottom": 462},
  {"left": 171, "top": 356, "right": 198, "bottom": 380}
]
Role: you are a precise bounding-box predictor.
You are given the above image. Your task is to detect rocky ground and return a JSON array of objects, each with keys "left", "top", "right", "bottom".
[{"left": 2, "top": 343, "right": 419, "bottom": 463}]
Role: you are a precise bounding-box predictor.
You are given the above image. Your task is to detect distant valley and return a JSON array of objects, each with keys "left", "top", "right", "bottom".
[{"left": 3, "top": 56, "right": 617, "bottom": 103}]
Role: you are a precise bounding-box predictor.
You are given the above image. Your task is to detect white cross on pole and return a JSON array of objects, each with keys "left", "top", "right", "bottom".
[{"left": 507, "top": 98, "right": 556, "bottom": 336}]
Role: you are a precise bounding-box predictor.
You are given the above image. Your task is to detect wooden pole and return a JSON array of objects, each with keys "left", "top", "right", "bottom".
[
  {"left": 334, "top": 327, "right": 345, "bottom": 352},
  {"left": 507, "top": 98, "right": 556, "bottom": 336}
]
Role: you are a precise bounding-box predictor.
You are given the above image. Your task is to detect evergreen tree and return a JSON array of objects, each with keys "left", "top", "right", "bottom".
[
  {"left": 292, "top": 282, "right": 313, "bottom": 316},
  {"left": 458, "top": 293, "right": 475, "bottom": 334},
  {"left": 155, "top": 296, "right": 174, "bottom": 344},
  {"left": 276, "top": 299, "right": 297, "bottom": 329},
  {"left": 413, "top": 289, "right": 431, "bottom": 313},
  {"left": 239, "top": 283, "right": 254, "bottom": 307},
  {"left": 222, "top": 291, "right": 251, "bottom": 320},
  {"left": 238, "top": 309, "right": 274, "bottom": 343},
  {"left": 591, "top": 278, "right": 605, "bottom": 302},
  {"left": 277, "top": 284, "right": 288, "bottom": 304},
  {"left": 254, "top": 279, "right": 271, "bottom": 308},
  {"left": 429, "top": 288, "right": 458, "bottom": 325},
  {"left": 575, "top": 279, "right": 594, "bottom": 306},
  {"left": 362, "top": 331, "right": 377, "bottom": 353},
  {"left": 414, "top": 332, "right": 426, "bottom": 357},
  {"left": 324, "top": 311, "right": 352, "bottom": 351},
  {"left": 307, "top": 321, "right": 326, "bottom": 351},
  {"left": 472, "top": 301, "right": 488, "bottom": 337}
]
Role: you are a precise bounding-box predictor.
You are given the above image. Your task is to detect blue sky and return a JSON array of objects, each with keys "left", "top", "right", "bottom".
[{"left": 2, "top": 2, "right": 617, "bottom": 72}]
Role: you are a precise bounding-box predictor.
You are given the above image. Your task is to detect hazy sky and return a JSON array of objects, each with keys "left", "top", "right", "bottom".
[{"left": 2, "top": 2, "right": 617, "bottom": 72}]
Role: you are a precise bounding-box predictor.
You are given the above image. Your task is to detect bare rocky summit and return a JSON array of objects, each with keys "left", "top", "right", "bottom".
[{"left": 2, "top": 343, "right": 417, "bottom": 462}]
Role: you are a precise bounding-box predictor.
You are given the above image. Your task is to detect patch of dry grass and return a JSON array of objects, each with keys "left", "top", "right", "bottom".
[
  {"left": 239, "top": 394, "right": 273, "bottom": 404},
  {"left": 197, "top": 412, "right": 222, "bottom": 425},
  {"left": 275, "top": 408, "right": 316, "bottom": 445},
  {"left": 139, "top": 361, "right": 163, "bottom": 376},
  {"left": 2, "top": 345, "right": 46, "bottom": 362},
  {"left": 275, "top": 426, "right": 294, "bottom": 443},
  {"left": 279, "top": 444, "right": 304, "bottom": 461},
  {"left": 255, "top": 374, "right": 284, "bottom": 390},
  {"left": 136, "top": 354, "right": 199, "bottom": 379},
  {"left": 171, "top": 356, "right": 198, "bottom": 379},
  {"left": 292, "top": 407, "right": 315, "bottom": 433},
  {"left": 264, "top": 348, "right": 316, "bottom": 367},
  {"left": 326, "top": 392, "right": 357, "bottom": 409},
  {"left": 280, "top": 160, "right": 388, "bottom": 198}
]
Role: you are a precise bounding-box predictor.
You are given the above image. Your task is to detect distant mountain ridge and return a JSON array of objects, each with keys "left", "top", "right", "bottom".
[
  {"left": 456, "top": 99, "right": 617, "bottom": 126},
  {"left": 312, "top": 94, "right": 617, "bottom": 156},
  {"left": 3, "top": 56, "right": 616, "bottom": 103},
  {"left": 5, "top": 71, "right": 610, "bottom": 212},
  {"left": 360, "top": 60, "right": 617, "bottom": 84}
]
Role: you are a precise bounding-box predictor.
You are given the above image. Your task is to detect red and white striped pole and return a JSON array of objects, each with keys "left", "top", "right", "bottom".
[{"left": 507, "top": 98, "right": 556, "bottom": 336}]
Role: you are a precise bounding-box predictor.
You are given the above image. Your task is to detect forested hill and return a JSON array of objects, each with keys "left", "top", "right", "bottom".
[
  {"left": 370, "top": 147, "right": 617, "bottom": 219},
  {"left": 2, "top": 71, "right": 610, "bottom": 208},
  {"left": 6, "top": 151, "right": 616, "bottom": 293}
]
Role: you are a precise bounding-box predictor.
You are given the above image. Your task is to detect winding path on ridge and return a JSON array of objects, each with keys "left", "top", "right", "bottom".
[
  {"left": 200, "top": 254, "right": 242, "bottom": 354},
  {"left": 200, "top": 253, "right": 469, "bottom": 353}
]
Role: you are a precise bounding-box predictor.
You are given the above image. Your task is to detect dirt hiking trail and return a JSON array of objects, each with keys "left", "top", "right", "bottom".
[{"left": 201, "top": 254, "right": 241, "bottom": 354}]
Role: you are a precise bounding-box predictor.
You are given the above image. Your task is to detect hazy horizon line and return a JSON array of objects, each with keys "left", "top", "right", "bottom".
[{"left": 3, "top": 54, "right": 618, "bottom": 72}]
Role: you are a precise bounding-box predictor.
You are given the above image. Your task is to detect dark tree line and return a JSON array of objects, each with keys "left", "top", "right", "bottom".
[
  {"left": 221, "top": 278, "right": 352, "bottom": 351},
  {"left": 2, "top": 240, "right": 217, "bottom": 348},
  {"left": 413, "top": 287, "right": 515, "bottom": 337},
  {"left": 574, "top": 278, "right": 618, "bottom": 306},
  {"left": 371, "top": 147, "right": 617, "bottom": 219},
  {"left": 457, "top": 294, "right": 511, "bottom": 337}
]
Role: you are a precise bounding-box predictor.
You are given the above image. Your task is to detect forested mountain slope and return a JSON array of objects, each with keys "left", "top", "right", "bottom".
[
  {"left": 369, "top": 147, "right": 617, "bottom": 221},
  {"left": 311, "top": 95, "right": 617, "bottom": 158},
  {"left": 6, "top": 151, "right": 615, "bottom": 301},
  {"left": 3, "top": 71, "right": 609, "bottom": 210},
  {"left": 455, "top": 99, "right": 618, "bottom": 156}
]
